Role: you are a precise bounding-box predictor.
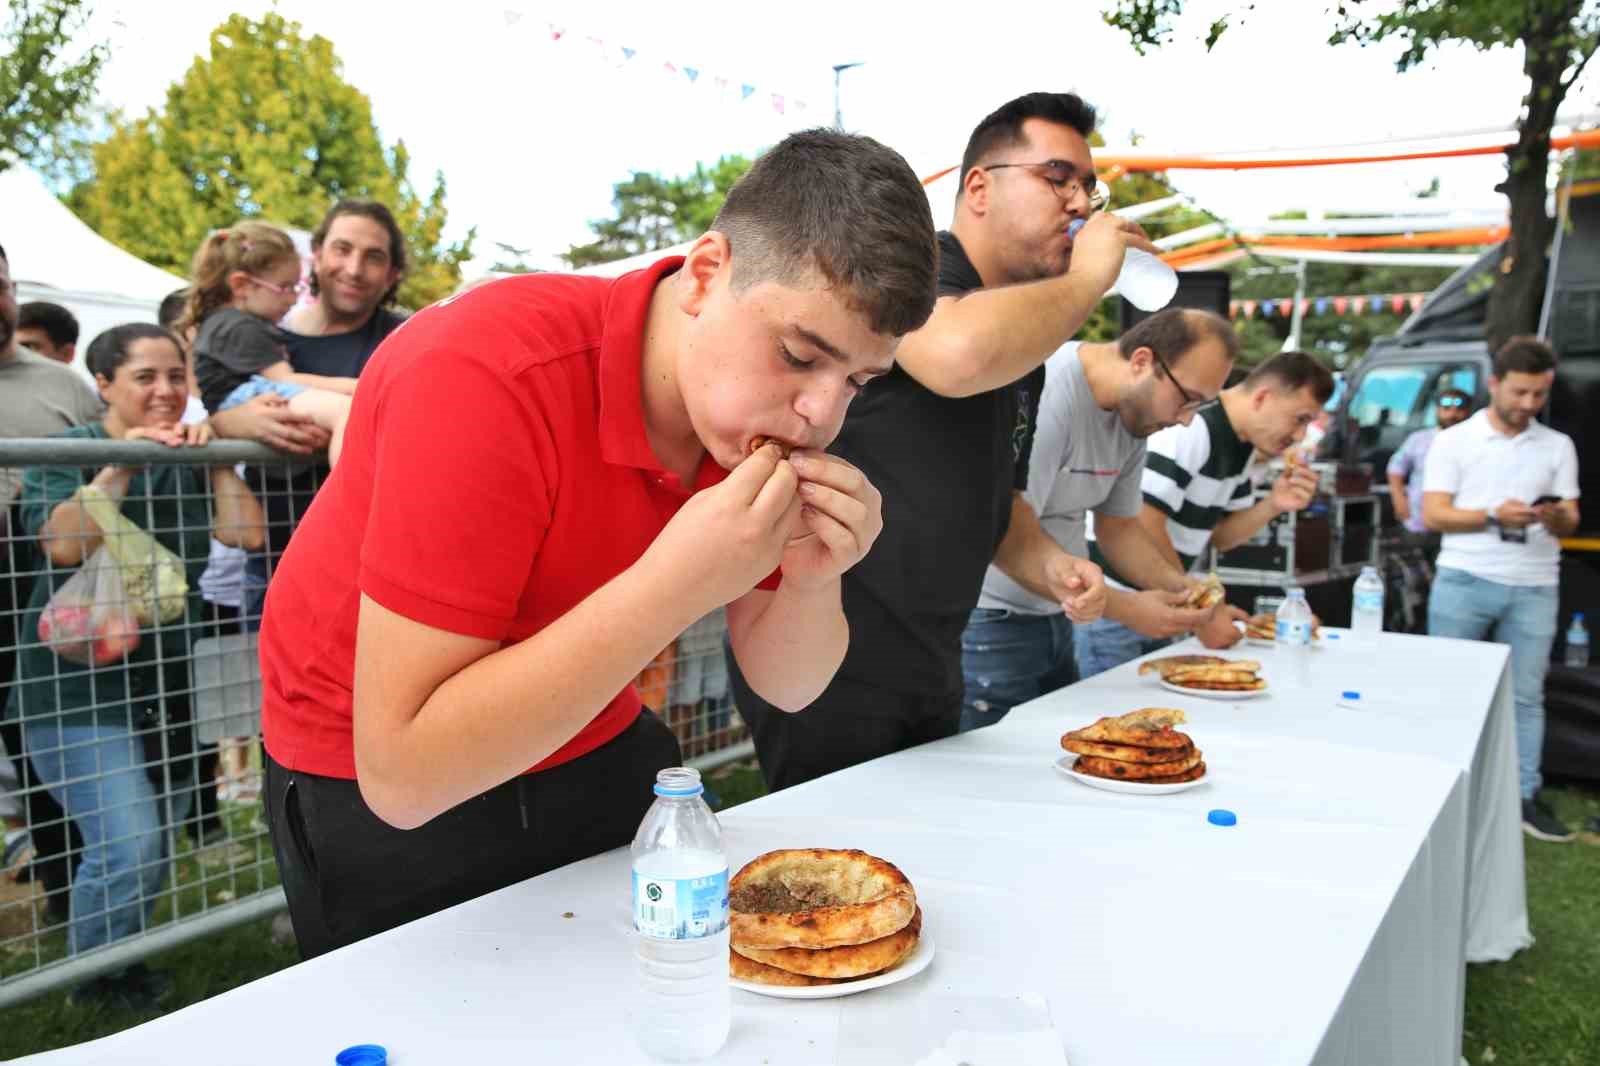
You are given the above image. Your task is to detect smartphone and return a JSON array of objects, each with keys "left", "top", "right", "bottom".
[{"left": 1533, "top": 495, "right": 1562, "bottom": 507}]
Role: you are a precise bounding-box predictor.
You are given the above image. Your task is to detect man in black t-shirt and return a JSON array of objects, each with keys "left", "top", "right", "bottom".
[
  {"left": 210, "top": 200, "right": 408, "bottom": 622},
  {"left": 729, "top": 92, "right": 1159, "bottom": 790}
]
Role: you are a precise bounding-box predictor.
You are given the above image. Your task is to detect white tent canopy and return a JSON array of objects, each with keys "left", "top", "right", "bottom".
[{"left": 3, "top": 164, "right": 186, "bottom": 373}]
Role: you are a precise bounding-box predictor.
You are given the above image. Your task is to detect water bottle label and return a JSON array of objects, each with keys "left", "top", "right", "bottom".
[
  {"left": 633, "top": 868, "right": 729, "bottom": 940},
  {"left": 1354, "top": 589, "right": 1384, "bottom": 612},
  {"left": 1276, "top": 619, "right": 1313, "bottom": 646}
]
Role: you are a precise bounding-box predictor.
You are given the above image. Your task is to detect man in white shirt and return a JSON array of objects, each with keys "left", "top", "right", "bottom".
[{"left": 1423, "top": 336, "right": 1581, "bottom": 842}]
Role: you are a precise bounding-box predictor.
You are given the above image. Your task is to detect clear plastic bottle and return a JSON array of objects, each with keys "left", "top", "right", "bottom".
[
  {"left": 1068, "top": 218, "right": 1179, "bottom": 311},
  {"left": 630, "top": 767, "right": 730, "bottom": 1062},
  {"left": 1351, "top": 565, "right": 1385, "bottom": 645},
  {"left": 1276, "top": 587, "right": 1315, "bottom": 683},
  {"left": 1565, "top": 612, "right": 1589, "bottom": 668}
]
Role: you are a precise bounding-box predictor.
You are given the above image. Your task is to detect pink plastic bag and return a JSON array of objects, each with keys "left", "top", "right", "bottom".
[{"left": 37, "top": 547, "right": 143, "bottom": 666}]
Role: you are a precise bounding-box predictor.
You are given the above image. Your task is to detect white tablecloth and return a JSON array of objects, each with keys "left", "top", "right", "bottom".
[{"left": 20, "top": 632, "right": 1522, "bottom": 1066}]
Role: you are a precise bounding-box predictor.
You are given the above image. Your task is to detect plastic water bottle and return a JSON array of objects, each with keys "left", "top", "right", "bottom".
[
  {"left": 1276, "top": 587, "right": 1315, "bottom": 683},
  {"left": 1351, "top": 565, "right": 1385, "bottom": 646},
  {"left": 630, "top": 767, "right": 730, "bottom": 1062},
  {"left": 1565, "top": 613, "right": 1590, "bottom": 668},
  {"left": 1068, "top": 218, "right": 1178, "bottom": 311}
]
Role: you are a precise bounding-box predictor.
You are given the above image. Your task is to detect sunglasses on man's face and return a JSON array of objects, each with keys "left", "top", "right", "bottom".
[{"left": 1438, "top": 397, "right": 1466, "bottom": 408}]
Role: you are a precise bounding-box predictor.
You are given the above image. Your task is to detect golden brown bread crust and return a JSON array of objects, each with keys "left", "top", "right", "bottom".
[
  {"left": 1066, "top": 710, "right": 1191, "bottom": 749},
  {"left": 732, "top": 908, "right": 921, "bottom": 979},
  {"left": 1075, "top": 758, "right": 1207, "bottom": 785},
  {"left": 1138, "top": 655, "right": 1227, "bottom": 677},
  {"left": 1164, "top": 667, "right": 1261, "bottom": 686},
  {"left": 1171, "top": 678, "right": 1267, "bottom": 691},
  {"left": 729, "top": 949, "right": 852, "bottom": 986},
  {"left": 729, "top": 849, "right": 917, "bottom": 950},
  {"left": 1060, "top": 737, "right": 1195, "bottom": 763},
  {"left": 1073, "top": 749, "right": 1204, "bottom": 780}
]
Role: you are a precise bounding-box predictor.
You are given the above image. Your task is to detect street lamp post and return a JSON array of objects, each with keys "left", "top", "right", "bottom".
[{"left": 832, "top": 62, "right": 865, "bottom": 129}]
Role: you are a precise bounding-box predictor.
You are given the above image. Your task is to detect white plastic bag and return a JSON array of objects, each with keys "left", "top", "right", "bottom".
[
  {"left": 36, "top": 547, "right": 142, "bottom": 666},
  {"left": 77, "top": 485, "right": 188, "bottom": 625}
]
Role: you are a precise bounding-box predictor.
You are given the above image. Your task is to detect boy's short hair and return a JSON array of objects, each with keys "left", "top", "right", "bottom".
[{"left": 714, "top": 129, "right": 937, "bottom": 338}]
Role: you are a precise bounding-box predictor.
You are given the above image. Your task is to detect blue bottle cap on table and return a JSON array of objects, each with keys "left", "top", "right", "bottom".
[
  {"left": 1341, "top": 691, "right": 1361, "bottom": 701},
  {"left": 336, "top": 1045, "right": 387, "bottom": 1066},
  {"left": 1207, "top": 809, "right": 1237, "bottom": 827}
]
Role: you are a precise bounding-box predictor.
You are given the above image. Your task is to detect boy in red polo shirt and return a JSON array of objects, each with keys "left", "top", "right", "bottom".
[{"left": 258, "top": 130, "right": 939, "bottom": 956}]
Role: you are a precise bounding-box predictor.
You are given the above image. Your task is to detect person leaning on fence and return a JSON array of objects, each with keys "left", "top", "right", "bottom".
[
  {"left": 256, "top": 129, "right": 938, "bottom": 958},
  {"left": 16, "top": 300, "right": 80, "bottom": 366},
  {"left": 3, "top": 323, "right": 265, "bottom": 1009}
]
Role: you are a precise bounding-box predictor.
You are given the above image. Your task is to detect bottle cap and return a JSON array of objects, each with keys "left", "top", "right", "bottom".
[
  {"left": 336, "top": 1046, "right": 387, "bottom": 1066},
  {"left": 1067, "top": 218, "right": 1086, "bottom": 238},
  {"left": 1207, "top": 809, "right": 1237, "bottom": 827},
  {"left": 1341, "top": 691, "right": 1360, "bottom": 701},
  {"left": 653, "top": 767, "right": 704, "bottom": 797}
]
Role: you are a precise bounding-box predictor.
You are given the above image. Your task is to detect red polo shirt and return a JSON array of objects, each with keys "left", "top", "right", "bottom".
[{"left": 260, "top": 257, "right": 753, "bottom": 779}]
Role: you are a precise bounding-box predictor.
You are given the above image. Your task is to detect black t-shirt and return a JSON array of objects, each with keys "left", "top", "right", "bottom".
[
  {"left": 193, "top": 308, "right": 291, "bottom": 414},
  {"left": 250, "top": 308, "right": 407, "bottom": 564},
  {"left": 830, "top": 231, "right": 1044, "bottom": 695}
]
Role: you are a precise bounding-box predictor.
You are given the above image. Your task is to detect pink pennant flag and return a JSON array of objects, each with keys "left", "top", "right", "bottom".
[
  {"left": 1229, "top": 301, "right": 1240, "bottom": 319},
  {"left": 1280, "top": 299, "right": 1294, "bottom": 318},
  {"left": 1242, "top": 300, "right": 1257, "bottom": 318},
  {"left": 1333, "top": 297, "right": 1348, "bottom": 315},
  {"left": 1390, "top": 295, "right": 1407, "bottom": 313},
  {"left": 664, "top": 61, "right": 678, "bottom": 74},
  {"left": 1299, "top": 298, "right": 1311, "bottom": 315},
  {"left": 1409, "top": 293, "right": 1425, "bottom": 311},
  {"left": 772, "top": 94, "right": 785, "bottom": 114},
  {"left": 549, "top": 23, "right": 564, "bottom": 41}
]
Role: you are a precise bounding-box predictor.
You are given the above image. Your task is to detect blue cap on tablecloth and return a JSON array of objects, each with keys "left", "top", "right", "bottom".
[
  {"left": 1342, "top": 691, "right": 1361, "bottom": 702},
  {"left": 1207, "top": 809, "right": 1237, "bottom": 827},
  {"left": 336, "top": 1045, "right": 387, "bottom": 1065}
]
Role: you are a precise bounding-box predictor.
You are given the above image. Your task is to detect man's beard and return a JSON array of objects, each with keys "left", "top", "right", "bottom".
[
  {"left": 0, "top": 314, "right": 14, "bottom": 353},
  {"left": 1493, "top": 401, "right": 1531, "bottom": 428}
]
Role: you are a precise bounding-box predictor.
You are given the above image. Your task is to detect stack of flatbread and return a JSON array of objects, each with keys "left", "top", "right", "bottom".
[
  {"left": 1139, "top": 654, "right": 1265, "bottom": 692},
  {"left": 727, "top": 849, "right": 921, "bottom": 987},
  {"left": 1061, "top": 708, "right": 1205, "bottom": 784}
]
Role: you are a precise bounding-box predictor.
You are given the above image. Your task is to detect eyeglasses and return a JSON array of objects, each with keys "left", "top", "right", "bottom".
[
  {"left": 1152, "top": 348, "right": 1208, "bottom": 411},
  {"left": 983, "top": 160, "right": 1110, "bottom": 211},
  {"left": 1437, "top": 396, "right": 1466, "bottom": 408},
  {"left": 248, "top": 275, "right": 308, "bottom": 297}
]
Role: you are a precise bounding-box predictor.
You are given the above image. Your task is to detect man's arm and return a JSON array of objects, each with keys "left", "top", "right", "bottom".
[
  {"left": 208, "top": 394, "right": 332, "bottom": 454},
  {"left": 257, "top": 361, "right": 359, "bottom": 395},
  {"left": 1387, "top": 472, "right": 1412, "bottom": 524},
  {"left": 1134, "top": 502, "right": 1184, "bottom": 572},
  {"left": 1537, "top": 499, "right": 1581, "bottom": 538},
  {"left": 895, "top": 215, "right": 1146, "bottom": 398},
  {"left": 1212, "top": 464, "right": 1318, "bottom": 551},
  {"left": 1092, "top": 512, "right": 1189, "bottom": 592},
  {"left": 992, "top": 493, "right": 1105, "bottom": 622}
]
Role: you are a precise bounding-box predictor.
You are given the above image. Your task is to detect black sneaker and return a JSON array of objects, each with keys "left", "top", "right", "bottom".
[
  {"left": 1521, "top": 799, "right": 1576, "bottom": 843},
  {"left": 120, "top": 963, "right": 173, "bottom": 1006}
]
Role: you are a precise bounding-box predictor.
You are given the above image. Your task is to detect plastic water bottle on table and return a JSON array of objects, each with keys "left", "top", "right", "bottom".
[{"left": 631, "top": 767, "right": 730, "bottom": 1062}]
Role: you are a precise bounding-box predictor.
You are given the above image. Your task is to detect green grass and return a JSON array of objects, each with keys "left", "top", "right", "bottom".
[{"left": 2, "top": 767, "right": 1593, "bottom": 1063}]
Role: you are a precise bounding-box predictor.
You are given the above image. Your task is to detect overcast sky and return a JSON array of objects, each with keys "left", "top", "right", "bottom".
[{"left": 80, "top": 0, "right": 1600, "bottom": 273}]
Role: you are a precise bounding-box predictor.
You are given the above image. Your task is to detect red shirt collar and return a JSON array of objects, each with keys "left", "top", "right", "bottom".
[{"left": 598, "top": 255, "right": 684, "bottom": 472}]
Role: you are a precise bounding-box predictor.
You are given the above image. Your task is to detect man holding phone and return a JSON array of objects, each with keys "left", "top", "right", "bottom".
[{"left": 1423, "top": 337, "right": 1581, "bottom": 842}]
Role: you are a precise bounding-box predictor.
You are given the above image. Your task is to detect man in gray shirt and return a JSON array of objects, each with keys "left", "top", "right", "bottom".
[{"left": 961, "top": 308, "right": 1237, "bottom": 729}]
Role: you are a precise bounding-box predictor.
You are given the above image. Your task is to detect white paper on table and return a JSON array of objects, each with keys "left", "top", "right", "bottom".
[{"left": 836, "top": 991, "right": 1067, "bottom": 1066}]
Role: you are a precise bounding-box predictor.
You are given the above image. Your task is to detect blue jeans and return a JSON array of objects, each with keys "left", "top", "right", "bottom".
[
  {"left": 220, "top": 375, "right": 307, "bottom": 410},
  {"left": 1428, "top": 567, "right": 1558, "bottom": 800},
  {"left": 242, "top": 553, "right": 270, "bottom": 631},
  {"left": 959, "top": 609, "right": 1077, "bottom": 732},
  {"left": 21, "top": 721, "right": 186, "bottom": 955},
  {"left": 1073, "top": 616, "right": 1172, "bottom": 680}
]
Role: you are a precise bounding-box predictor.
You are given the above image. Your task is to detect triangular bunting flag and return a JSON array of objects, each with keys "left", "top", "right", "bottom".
[
  {"left": 1369, "top": 296, "right": 1385, "bottom": 314},
  {"left": 1333, "top": 297, "right": 1348, "bottom": 315},
  {"left": 741, "top": 84, "right": 755, "bottom": 99},
  {"left": 1229, "top": 301, "right": 1240, "bottom": 319},
  {"left": 1390, "top": 295, "right": 1407, "bottom": 313},
  {"left": 1409, "top": 293, "right": 1425, "bottom": 311},
  {"left": 622, "top": 46, "right": 635, "bottom": 60},
  {"left": 549, "top": 23, "right": 564, "bottom": 40},
  {"left": 1242, "top": 300, "right": 1257, "bottom": 318},
  {"left": 1314, "top": 298, "right": 1329, "bottom": 315},
  {"left": 1261, "top": 300, "right": 1276, "bottom": 316},
  {"left": 684, "top": 67, "right": 699, "bottom": 82},
  {"left": 664, "top": 61, "right": 678, "bottom": 74},
  {"left": 772, "top": 94, "right": 785, "bottom": 114}
]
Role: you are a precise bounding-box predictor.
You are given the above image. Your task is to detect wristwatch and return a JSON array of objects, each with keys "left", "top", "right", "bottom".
[{"left": 1484, "top": 513, "right": 1498, "bottom": 531}]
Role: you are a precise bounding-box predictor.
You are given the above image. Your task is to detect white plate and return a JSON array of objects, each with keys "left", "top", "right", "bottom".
[
  {"left": 1157, "top": 676, "right": 1269, "bottom": 701},
  {"left": 732, "top": 930, "right": 936, "bottom": 999},
  {"left": 1053, "top": 754, "right": 1209, "bottom": 795}
]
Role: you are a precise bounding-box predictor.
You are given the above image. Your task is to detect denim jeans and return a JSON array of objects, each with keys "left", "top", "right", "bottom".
[
  {"left": 1072, "top": 615, "right": 1172, "bottom": 680},
  {"left": 959, "top": 608, "right": 1077, "bottom": 732},
  {"left": 22, "top": 720, "right": 188, "bottom": 955},
  {"left": 1428, "top": 567, "right": 1558, "bottom": 800},
  {"left": 242, "top": 554, "right": 270, "bottom": 631}
]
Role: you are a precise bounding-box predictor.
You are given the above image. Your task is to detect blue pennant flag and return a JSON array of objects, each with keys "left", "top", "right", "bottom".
[
  {"left": 741, "top": 84, "right": 755, "bottom": 100},
  {"left": 1314, "top": 298, "right": 1329, "bottom": 315},
  {"left": 622, "top": 47, "right": 635, "bottom": 60},
  {"left": 684, "top": 67, "right": 699, "bottom": 82},
  {"left": 1260, "top": 300, "right": 1276, "bottom": 316}
]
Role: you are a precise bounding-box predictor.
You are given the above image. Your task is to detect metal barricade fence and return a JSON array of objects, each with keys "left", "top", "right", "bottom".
[{"left": 0, "top": 438, "right": 750, "bottom": 1005}]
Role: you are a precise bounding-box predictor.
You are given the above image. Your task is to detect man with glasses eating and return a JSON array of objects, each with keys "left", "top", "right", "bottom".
[
  {"left": 962, "top": 308, "right": 1237, "bottom": 728},
  {"left": 727, "top": 91, "right": 1158, "bottom": 788},
  {"left": 1077, "top": 351, "right": 1334, "bottom": 675}
]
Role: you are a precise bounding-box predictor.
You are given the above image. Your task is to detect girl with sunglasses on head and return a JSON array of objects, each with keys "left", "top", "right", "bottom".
[{"left": 180, "top": 222, "right": 357, "bottom": 465}]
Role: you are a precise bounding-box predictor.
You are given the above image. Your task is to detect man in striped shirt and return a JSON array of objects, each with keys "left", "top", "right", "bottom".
[{"left": 1078, "top": 352, "right": 1334, "bottom": 676}]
